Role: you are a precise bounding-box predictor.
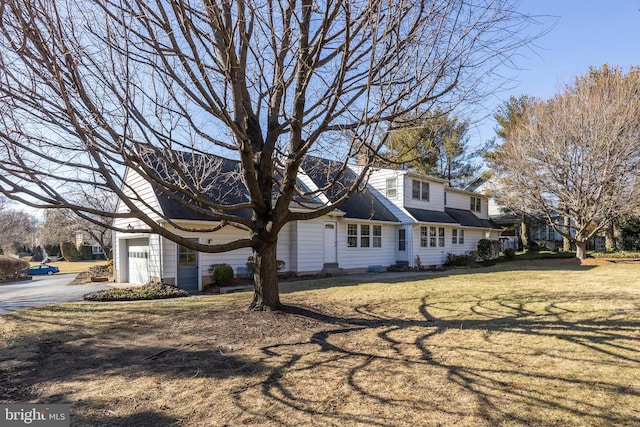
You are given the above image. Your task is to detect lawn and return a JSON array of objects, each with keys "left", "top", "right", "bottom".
[
  {"left": 1, "top": 259, "right": 639, "bottom": 426},
  {"left": 29, "top": 260, "right": 108, "bottom": 274}
]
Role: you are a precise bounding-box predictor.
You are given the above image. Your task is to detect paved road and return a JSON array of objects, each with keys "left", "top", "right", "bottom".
[{"left": 0, "top": 274, "right": 117, "bottom": 316}]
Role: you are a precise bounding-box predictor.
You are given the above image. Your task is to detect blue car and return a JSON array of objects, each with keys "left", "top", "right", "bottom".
[{"left": 28, "top": 264, "right": 60, "bottom": 275}]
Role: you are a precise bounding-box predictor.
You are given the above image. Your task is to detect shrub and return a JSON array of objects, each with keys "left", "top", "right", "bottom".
[
  {"left": 89, "top": 264, "right": 110, "bottom": 277},
  {"left": 107, "top": 258, "right": 114, "bottom": 275},
  {"left": 0, "top": 256, "right": 30, "bottom": 279},
  {"left": 477, "top": 239, "right": 493, "bottom": 260},
  {"left": 83, "top": 283, "right": 188, "bottom": 301},
  {"left": 444, "top": 253, "right": 475, "bottom": 267},
  {"left": 209, "top": 263, "right": 234, "bottom": 286},
  {"left": 503, "top": 248, "right": 516, "bottom": 259}
]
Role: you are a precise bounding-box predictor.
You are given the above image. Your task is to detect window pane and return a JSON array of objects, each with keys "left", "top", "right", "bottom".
[
  {"left": 386, "top": 178, "right": 397, "bottom": 198},
  {"left": 347, "top": 224, "right": 358, "bottom": 248},
  {"left": 360, "top": 225, "right": 370, "bottom": 247},
  {"left": 459, "top": 230, "right": 465, "bottom": 244},
  {"left": 452, "top": 229, "right": 458, "bottom": 244},
  {"left": 438, "top": 227, "right": 445, "bottom": 247},
  {"left": 420, "top": 226, "right": 428, "bottom": 247},
  {"left": 422, "top": 182, "right": 429, "bottom": 201},
  {"left": 429, "top": 227, "right": 436, "bottom": 247},
  {"left": 373, "top": 226, "right": 382, "bottom": 247},
  {"left": 398, "top": 229, "right": 406, "bottom": 251},
  {"left": 412, "top": 180, "right": 420, "bottom": 199}
]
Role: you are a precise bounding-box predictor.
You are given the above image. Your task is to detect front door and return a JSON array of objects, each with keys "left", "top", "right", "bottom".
[
  {"left": 324, "top": 222, "right": 337, "bottom": 264},
  {"left": 177, "top": 238, "right": 199, "bottom": 291}
]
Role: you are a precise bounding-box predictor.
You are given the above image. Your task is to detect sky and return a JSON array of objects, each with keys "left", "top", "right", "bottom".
[{"left": 470, "top": 0, "right": 640, "bottom": 148}]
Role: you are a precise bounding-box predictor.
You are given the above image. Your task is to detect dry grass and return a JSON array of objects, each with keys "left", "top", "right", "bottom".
[
  {"left": 30, "top": 260, "right": 108, "bottom": 274},
  {"left": 1, "top": 259, "right": 639, "bottom": 426}
]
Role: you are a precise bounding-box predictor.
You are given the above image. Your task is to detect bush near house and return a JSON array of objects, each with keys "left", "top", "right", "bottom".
[
  {"left": 209, "top": 264, "right": 235, "bottom": 287},
  {"left": 503, "top": 248, "right": 516, "bottom": 259},
  {"left": 0, "top": 256, "right": 30, "bottom": 279},
  {"left": 444, "top": 253, "right": 476, "bottom": 268},
  {"left": 83, "top": 283, "right": 188, "bottom": 301}
]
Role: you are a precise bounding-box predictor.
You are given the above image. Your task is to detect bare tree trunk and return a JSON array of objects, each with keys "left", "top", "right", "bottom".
[
  {"left": 605, "top": 222, "right": 616, "bottom": 252},
  {"left": 520, "top": 217, "right": 530, "bottom": 252},
  {"left": 563, "top": 215, "right": 571, "bottom": 252},
  {"left": 576, "top": 241, "right": 587, "bottom": 260},
  {"left": 249, "top": 238, "right": 281, "bottom": 311}
]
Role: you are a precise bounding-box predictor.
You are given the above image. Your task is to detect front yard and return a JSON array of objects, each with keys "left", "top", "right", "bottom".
[{"left": 1, "top": 259, "right": 639, "bottom": 426}]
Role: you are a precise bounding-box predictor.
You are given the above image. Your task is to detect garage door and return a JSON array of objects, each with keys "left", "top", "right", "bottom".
[{"left": 127, "top": 238, "right": 150, "bottom": 285}]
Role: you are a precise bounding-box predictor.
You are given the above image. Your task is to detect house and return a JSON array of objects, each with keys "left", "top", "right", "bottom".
[
  {"left": 75, "top": 231, "right": 107, "bottom": 260},
  {"left": 113, "top": 153, "right": 500, "bottom": 290},
  {"left": 467, "top": 174, "right": 606, "bottom": 252}
]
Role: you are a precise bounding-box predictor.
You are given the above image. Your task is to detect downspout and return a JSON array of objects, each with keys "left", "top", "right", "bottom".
[{"left": 158, "top": 221, "right": 164, "bottom": 284}]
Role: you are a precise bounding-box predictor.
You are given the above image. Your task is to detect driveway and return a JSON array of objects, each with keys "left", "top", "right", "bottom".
[{"left": 0, "top": 274, "right": 117, "bottom": 316}]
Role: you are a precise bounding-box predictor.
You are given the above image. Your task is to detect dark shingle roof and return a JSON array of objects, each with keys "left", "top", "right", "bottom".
[
  {"left": 141, "top": 150, "right": 252, "bottom": 221},
  {"left": 445, "top": 208, "right": 502, "bottom": 229},
  {"left": 405, "top": 208, "right": 458, "bottom": 224},
  {"left": 301, "top": 157, "right": 399, "bottom": 222}
]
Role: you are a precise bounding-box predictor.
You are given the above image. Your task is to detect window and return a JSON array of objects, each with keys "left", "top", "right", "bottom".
[
  {"left": 178, "top": 245, "right": 196, "bottom": 266},
  {"left": 348, "top": 224, "right": 382, "bottom": 248},
  {"left": 444, "top": 191, "right": 447, "bottom": 206},
  {"left": 347, "top": 224, "right": 358, "bottom": 248},
  {"left": 386, "top": 178, "right": 397, "bottom": 198},
  {"left": 420, "top": 226, "right": 429, "bottom": 247},
  {"left": 421, "top": 227, "right": 443, "bottom": 247},
  {"left": 422, "top": 182, "right": 430, "bottom": 201},
  {"left": 452, "top": 229, "right": 464, "bottom": 244},
  {"left": 471, "top": 196, "right": 482, "bottom": 212},
  {"left": 398, "top": 229, "right": 406, "bottom": 251},
  {"left": 373, "top": 226, "right": 382, "bottom": 247},
  {"left": 412, "top": 180, "right": 429, "bottom": 201},
  {"left": 429, "top": 227, "right": 436, "bottom": 247},
  {"left": 360, "top": 225, "right": 370, "bottom": 248}
]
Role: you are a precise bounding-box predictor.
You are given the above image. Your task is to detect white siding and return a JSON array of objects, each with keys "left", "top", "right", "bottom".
[
  {"left": 446, "top": 189, "right": 489, "bottom": 219},
  {"left": 411, "top": 225, "right": 448, "bottom": 266},
  {"left": 113, "top": 169, "right": 162, "bottom": 229},
  {"left": 336, "top": 222, "right": 397, "bottom": 269},
  {"left": 403, "top": 176, "right": 446, "bottom": 211},
  {"left": 295, "top": 219, "right": 325, "bottom": 273},
  {"left": 367, "top": 168, "right": 404, "bottom": 202}
]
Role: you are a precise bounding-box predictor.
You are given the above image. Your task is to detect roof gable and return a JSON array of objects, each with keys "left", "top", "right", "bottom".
[{"left": 301, "top": 157, "right": 399, "bottom": 222}]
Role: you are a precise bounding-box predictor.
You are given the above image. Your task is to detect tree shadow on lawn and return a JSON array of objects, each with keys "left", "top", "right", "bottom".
[
  {"left": 244, "top": 293, "right": 640, "bottom": 426},
  {"left": 0, "top": 306, "right": 265, "bottom": 425},
  {"left": 279, "top": 258, "right": 596, "bottom": 294}
]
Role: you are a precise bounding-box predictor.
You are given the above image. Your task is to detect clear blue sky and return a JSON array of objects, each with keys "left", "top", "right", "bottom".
[{"left": 470, "top": 0, "right": 640, "bottom": 147}]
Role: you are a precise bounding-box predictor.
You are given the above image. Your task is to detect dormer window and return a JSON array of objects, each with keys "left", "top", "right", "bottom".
[
  {"left": 386, "top": 177, "right": 397, "bottom": 198},
  {"left": 470, "top": 196, "right": 482, "bottom": 212},
  {"left": 412, "top": 180, "right": 429, "bottom": 201}
]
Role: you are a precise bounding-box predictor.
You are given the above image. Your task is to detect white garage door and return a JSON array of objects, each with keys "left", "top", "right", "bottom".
[{"left": 127, "top": 238, "right": 150, "bottom": 285}]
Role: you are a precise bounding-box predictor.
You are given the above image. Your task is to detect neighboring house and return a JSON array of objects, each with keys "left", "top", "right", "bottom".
[
  {"left": 113, "top": 154, "right": 501, "bottom": 290},
  {"left": 75, "top": 230, "right": 107, "bottom": 259},
  {"left": 467, "top": 174, "right": 605, "bottom": 252}
]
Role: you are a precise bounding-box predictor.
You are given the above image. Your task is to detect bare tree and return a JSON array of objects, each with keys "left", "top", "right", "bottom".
[
  {"left": 0, "top": 0, "right": 536, "bottom": 310},
  {"left": 0, "top": 200, "right": 37, "bottom": 255},
  {"left": 37, "top": 194, "right": 115, "bottom": 259},
  {"left": 491, "top": 66, "right": 640, "bottom": 259}
]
